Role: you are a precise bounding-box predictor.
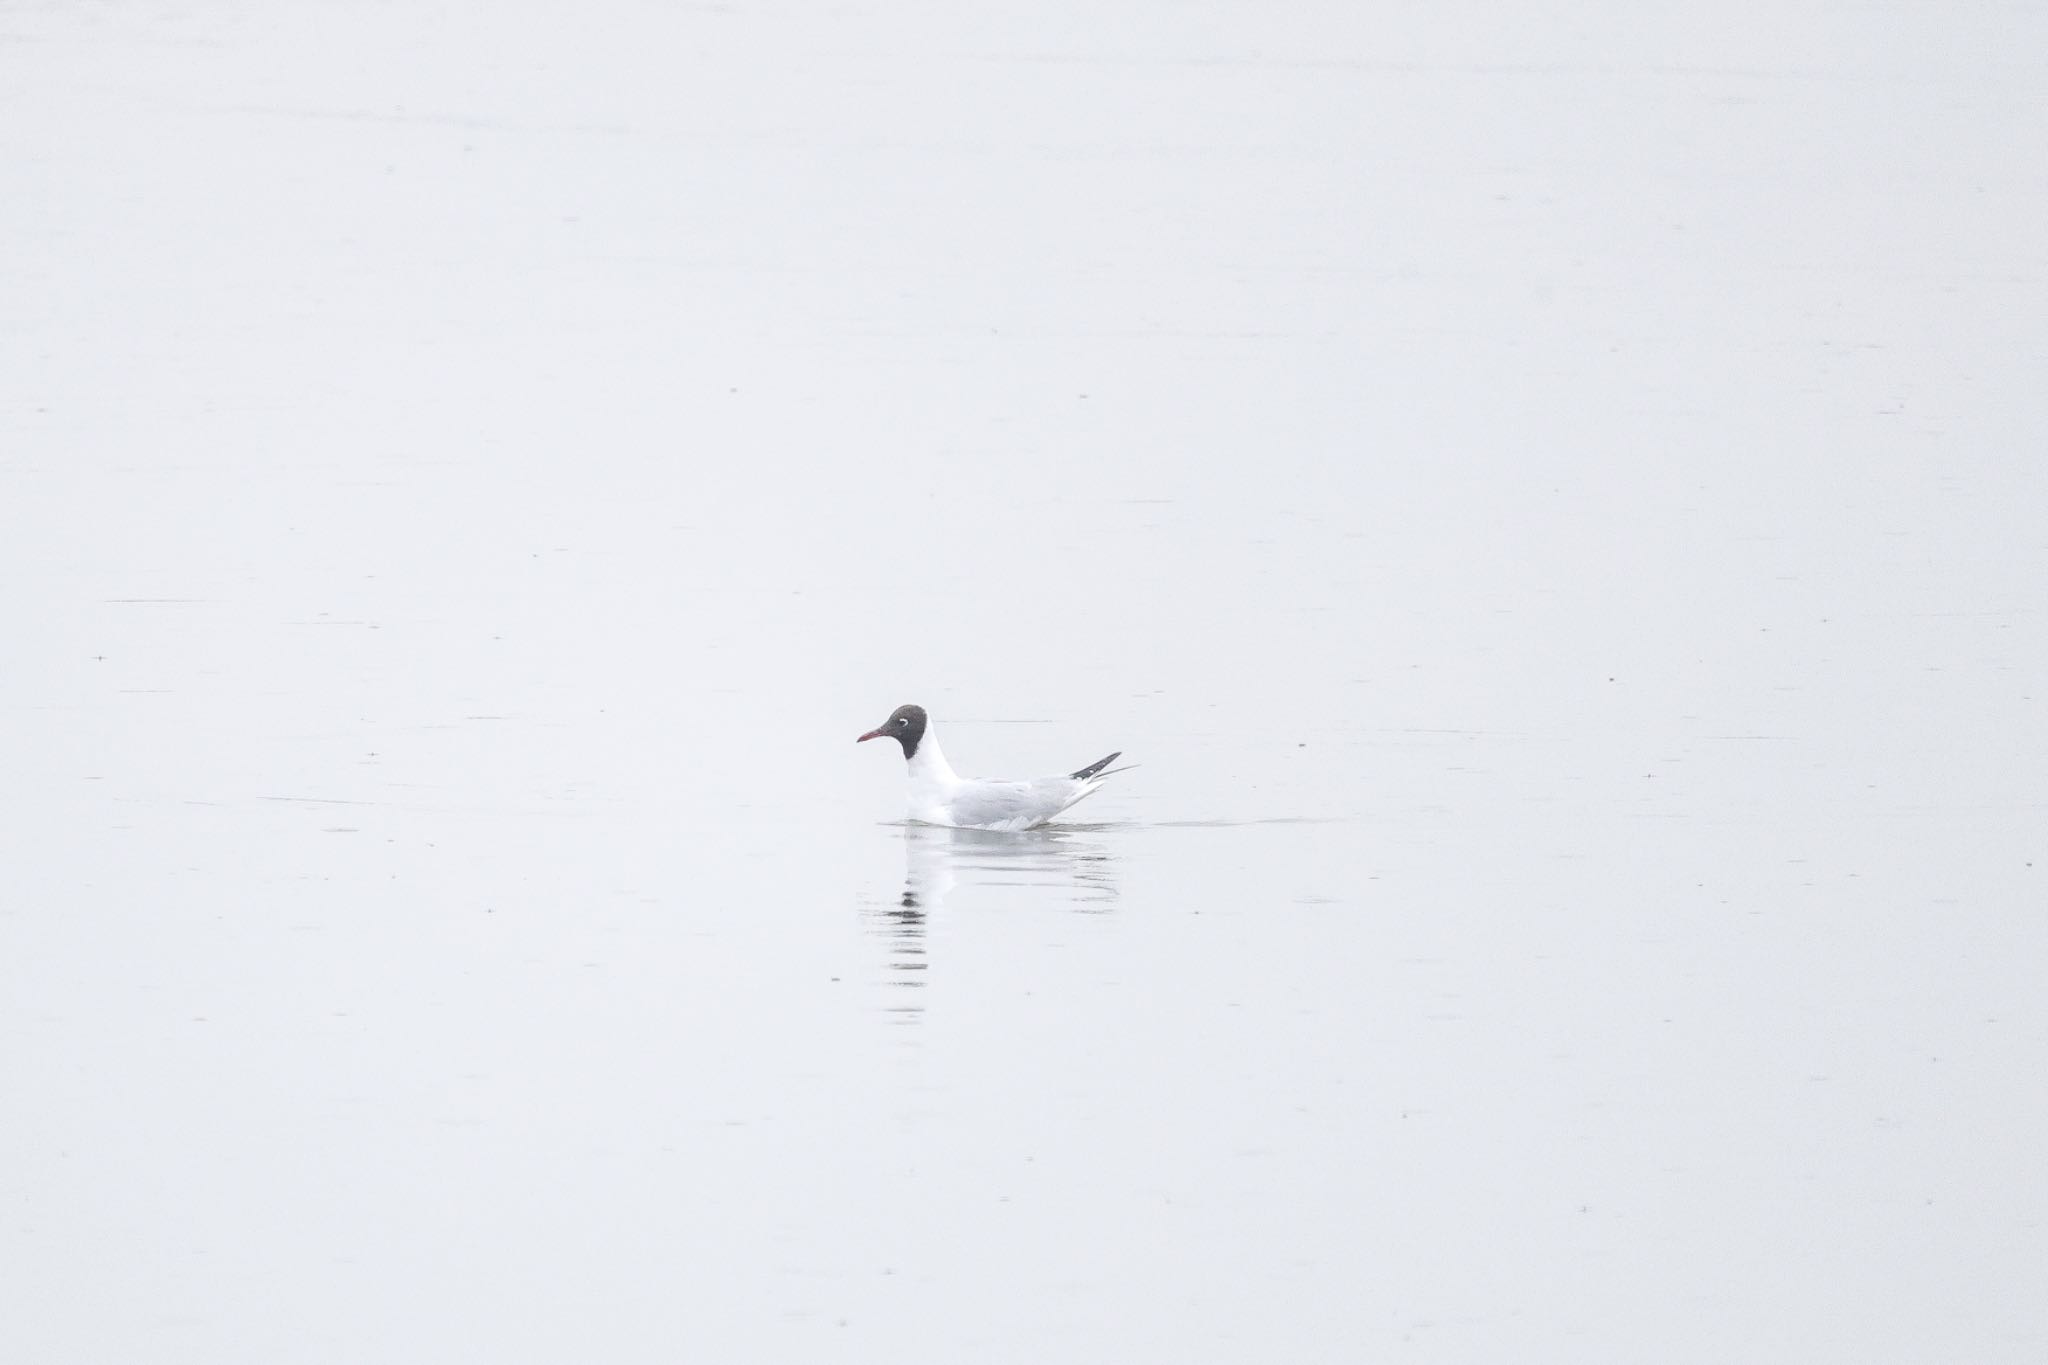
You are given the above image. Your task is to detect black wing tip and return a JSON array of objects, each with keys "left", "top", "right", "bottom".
[{"left": 1070, "top": 751, "right": 1122, "bottom": 781}]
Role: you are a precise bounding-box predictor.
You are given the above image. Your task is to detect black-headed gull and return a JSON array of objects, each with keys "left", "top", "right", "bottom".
[{"left": 857, "top": 703, "right": 1126, "bottom": 831}]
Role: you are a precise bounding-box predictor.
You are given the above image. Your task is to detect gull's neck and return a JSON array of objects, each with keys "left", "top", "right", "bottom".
[{"left": 907, "top": 722, "right": 959, "bottom": 786}]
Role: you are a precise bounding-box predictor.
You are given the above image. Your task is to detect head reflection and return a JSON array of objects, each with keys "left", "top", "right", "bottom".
[{"left": 861, "top": 822, "right": 1120, "bottom": 1021}]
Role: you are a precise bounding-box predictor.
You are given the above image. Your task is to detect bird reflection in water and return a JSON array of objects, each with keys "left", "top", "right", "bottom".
[{"left": 861, "top": 822, "right": 1119, "bottom": 1022}]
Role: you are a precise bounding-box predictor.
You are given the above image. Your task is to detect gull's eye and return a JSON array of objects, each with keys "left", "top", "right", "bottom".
[{"left": 896, "top": 717, "right": 908, "bottom": 726}]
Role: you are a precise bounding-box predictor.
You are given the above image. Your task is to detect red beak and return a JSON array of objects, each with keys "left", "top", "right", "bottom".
[{"left": 856, "top": 727, "right": 886, "bottom": 743}]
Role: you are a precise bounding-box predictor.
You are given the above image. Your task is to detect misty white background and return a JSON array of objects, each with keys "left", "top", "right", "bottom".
[{"left": 4, "top": 3, "right": 2044, "bottom": 1362}]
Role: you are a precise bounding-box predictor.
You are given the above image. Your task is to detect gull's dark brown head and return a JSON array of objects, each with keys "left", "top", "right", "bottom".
[{"left": 856, "top": 703, "right": 927, "bottom": 760}]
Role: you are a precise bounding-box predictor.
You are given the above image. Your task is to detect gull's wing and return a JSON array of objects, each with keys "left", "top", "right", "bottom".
[
  {"left": 1069, "top": 751, "right": 1121, "bottom": 781},
  {"left": 944, "top": 779, "right": 1065, "bottom": 832},
  {"left": 945, "top": 773, "right": 1112, "bottom": 831}
]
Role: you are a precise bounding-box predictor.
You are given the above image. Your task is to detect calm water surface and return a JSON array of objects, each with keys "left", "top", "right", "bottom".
[{"left": 4, "top": 3, "right": 2044, "bottom": 1362}]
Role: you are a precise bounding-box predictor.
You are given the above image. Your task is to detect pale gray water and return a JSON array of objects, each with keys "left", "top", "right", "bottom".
[{"left": 4, "top": 3, "right": 2045, "bottom": 1361}]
